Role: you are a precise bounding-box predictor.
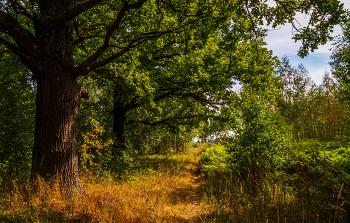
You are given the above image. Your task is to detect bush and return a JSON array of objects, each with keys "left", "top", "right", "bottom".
[
  {"left": 225, "top": 89, "right": 288, "bottom": 178},
  {"left": 201, "top": 145, "right": 231, "bottom": 174}
]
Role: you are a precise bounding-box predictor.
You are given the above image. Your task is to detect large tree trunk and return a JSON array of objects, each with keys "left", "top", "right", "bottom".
[
  {"left": 31, "top": 66, "right": 86, "bottom": 194},
  {"left": 26, "top": 1, "right": 90, "bottom": 194}
]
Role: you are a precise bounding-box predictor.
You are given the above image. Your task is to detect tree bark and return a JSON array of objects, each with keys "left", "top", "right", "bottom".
[
  {"left": 28, "top": 1, "right": 88, "bottom": 194},
  {"left": 31, "top": 65, "right": 86, "bottom": 194}
]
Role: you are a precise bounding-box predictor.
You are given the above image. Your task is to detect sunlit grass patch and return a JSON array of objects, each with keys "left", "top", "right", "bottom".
[{"left": 0, "top": 145, "right": 206, "bottom": 222}]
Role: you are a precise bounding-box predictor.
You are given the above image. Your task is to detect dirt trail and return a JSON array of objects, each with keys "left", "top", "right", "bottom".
[
  {"left": 128, "top": 147, "right": 206, "bottom": 223},
  {"left": 183, "top": 152, "right": 203, "bottom": 222}
]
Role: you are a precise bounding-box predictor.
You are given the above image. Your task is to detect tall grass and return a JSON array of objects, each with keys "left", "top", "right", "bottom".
[
  {"left": 4, "top": 142, "right": 347, "bottom": 222},
  {"left": 202, "top": 172, "right": 349, "bottom": 222},
  {"left": 201, "top": 142, "right": 350, "bottom": 223},
  {"left": 0, "top": 146, "right": 205, "bottom": 222}
]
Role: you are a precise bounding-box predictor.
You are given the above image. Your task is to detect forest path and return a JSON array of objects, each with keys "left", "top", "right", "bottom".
[
  {"left": 182, "top": 150, "right": 204, "bottom": 222},
  {"left": 141, "top": 145, "right": 206, "bottom": 222},
  {"left": 136, "top": 146, "right": 206, "bottom": 222}
]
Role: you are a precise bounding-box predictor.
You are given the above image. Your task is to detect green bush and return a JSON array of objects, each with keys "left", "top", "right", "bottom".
[
  {"left": 225, "top": 89, "right": 288, "bottom": 178},
  {"left": 201, "top": 145, "right": 231, "bottom": 174}
]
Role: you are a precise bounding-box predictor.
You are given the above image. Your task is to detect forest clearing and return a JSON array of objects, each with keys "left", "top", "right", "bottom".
[{"left": 1, "top": 0, "right": 350, "bottom": 222}]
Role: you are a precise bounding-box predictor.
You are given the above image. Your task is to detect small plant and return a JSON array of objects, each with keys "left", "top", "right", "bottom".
[{"left": 79, "top": 119, "right": 112, "bottom": 173}]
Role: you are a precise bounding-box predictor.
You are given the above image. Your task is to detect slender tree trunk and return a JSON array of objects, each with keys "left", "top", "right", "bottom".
[
  {"left": 113, "top": 102, "right": 127, "bottom": 156},
  {"left": 31, "top": 66, "right": 86, "bottom": 194}
]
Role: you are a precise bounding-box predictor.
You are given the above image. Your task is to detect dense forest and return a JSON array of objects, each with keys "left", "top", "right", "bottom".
[{"left": 0, "top": 0, "right": 350, "bottom": 222}]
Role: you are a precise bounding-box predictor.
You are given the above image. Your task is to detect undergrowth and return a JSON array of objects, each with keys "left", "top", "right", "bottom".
[
  {"left": 0, "top": 145, "right": 205, "bottom": 222},
  {"left": 2, "top": 141, "right": 350, "bottom": 222},
  {"left": 201, "top": 141, "right": 350, "bottom": 223}
]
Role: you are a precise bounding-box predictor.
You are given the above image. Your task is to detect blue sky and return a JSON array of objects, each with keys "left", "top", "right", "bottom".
[{"left": 264, "top": 0, "right": 350, "bottom": 84}]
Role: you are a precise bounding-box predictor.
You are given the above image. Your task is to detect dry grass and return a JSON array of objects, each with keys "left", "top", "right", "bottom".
[{"left": 0, "top": 145, "right": 205, "bottom": 222}]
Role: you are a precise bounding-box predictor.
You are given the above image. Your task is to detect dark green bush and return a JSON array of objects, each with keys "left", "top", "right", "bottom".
[{"left": 225, "top": 89, "right": 288, "bottom": 178}]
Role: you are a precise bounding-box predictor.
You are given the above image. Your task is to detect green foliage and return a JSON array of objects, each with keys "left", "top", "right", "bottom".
[
  {"left": 276, "top": 56, "right": 349, "bottom": 142},
  {"left": 0, "top": 1, "right": 348, "bottom": 218},
  {"left": 198, "top": 119, "right": 231, "bottom": 144},
  {"left": 78, "top": 118, "right": 143, "bottom": 180},
  {"left": 330, "top": 12, "right": 350, "bottom": 91},
  {"left": 291, "top": 0, "right": 347, "bottom": 57},
  {"left": 0, "top": 48, "right": 35, "bottom": 181},
  {"left": 79, "top": 119, "right": 113, "bottom": 173},
  {"left": 72, "top": 0, "right": 342, "bottom": 160},
  {"left": 226, "top": 88, "right": 288, "bottom": 176},
  {"left": 200, "top": 80, "right": 350, "bottom": 221},
  {"left": 283, "top": 141, "right": 350, "bottom": 177},
  {"left": 201, "top": 141, "right": 350, "bottom": 223},
  {"left": 126, "top": 120, "right": 196, "bottom": 155},
  {"left": 201, "top": 145, "right": 231, "bottom": 174}
]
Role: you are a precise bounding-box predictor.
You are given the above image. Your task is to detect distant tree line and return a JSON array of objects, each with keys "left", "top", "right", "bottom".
[{"left": 275, "top": 56, "right": 349, "bottom": 142}]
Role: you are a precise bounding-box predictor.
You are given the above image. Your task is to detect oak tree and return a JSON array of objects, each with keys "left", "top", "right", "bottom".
[{"left": 0, "top": 0, "right": 345, "bottom": 193}]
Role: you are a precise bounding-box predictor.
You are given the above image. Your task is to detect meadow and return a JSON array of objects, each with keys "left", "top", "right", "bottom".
[{"left": 1, "top": 141, "right": 350, "bottom": 222}]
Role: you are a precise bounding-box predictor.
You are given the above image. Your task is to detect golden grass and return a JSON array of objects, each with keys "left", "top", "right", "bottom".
[
  {"left": 4, "top": 144, "right": 346, "bottom": 223},
  {"left": 0, "top": 145, "right": 205, "bottom": 222}
]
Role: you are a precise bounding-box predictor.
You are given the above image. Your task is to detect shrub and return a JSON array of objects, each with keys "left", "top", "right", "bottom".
[
  {"left": 201, "top": 145, "right": 231, "bottom": 174},
  {"left": 226, "top": 89, "right": 288, "bottom": 178}
]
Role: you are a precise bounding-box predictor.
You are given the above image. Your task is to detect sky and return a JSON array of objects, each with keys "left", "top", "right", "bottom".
[{"left": 264, "top": 0, "right": 350, "bottom": 84}]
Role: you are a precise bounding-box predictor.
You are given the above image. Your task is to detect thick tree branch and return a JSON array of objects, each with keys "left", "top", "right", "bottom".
[
  {"left": 74, "top": 33, "right": 103, "bottom": 46},
  {"left": 80, "top": 3, "right": 206, "bottom": 72},
  {"left": 44, "top": 0, "right": 105, "bottom": 26},
  {"left": 128, "top": 120, "right": 176, "bottom": 128},
  {"left": 87, "top": 28, "right": 186, "bottom": 71},
  {"left": 125, "top": 88, "right": 179, "bottom": 111},
  {"left": 127, "top": 114, "right": 203, "bottom": 128},
  {"left": 0, "top": 36, "right": 21, "bottom": 53},
  {"left": 160, "top": 0, "right": 195, "bottom": 17},
  {"left": 0, "top": 11, "right": 37, "bottom": 57},
  {"left": 80, "top": 0, "right": 148, "bottom": 70},
  {"left": 9, "top": 0, "right": 37, "bottom": 20},
  {"left": 0, "top": 36, "right": 32, "bottom": 64},
  {"left": 88, "top": 47, "right": 130, "bottom": 71},
  {"left": 153, "top": 89, "right": 178, "bottom": 101},
  {"left": 128, "top": 98, "right": 139, "bottom": 110},
  {"left": 153, "top": 53, "right": 180, "bottom": 60}
]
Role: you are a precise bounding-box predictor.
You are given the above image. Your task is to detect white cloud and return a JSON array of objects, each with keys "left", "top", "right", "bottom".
[
  {"left": 263, "top": 0, "right": 349, "bottom": 84},
  {"left": 309, "top": 69, "right": 328, "bottom": 84}
]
